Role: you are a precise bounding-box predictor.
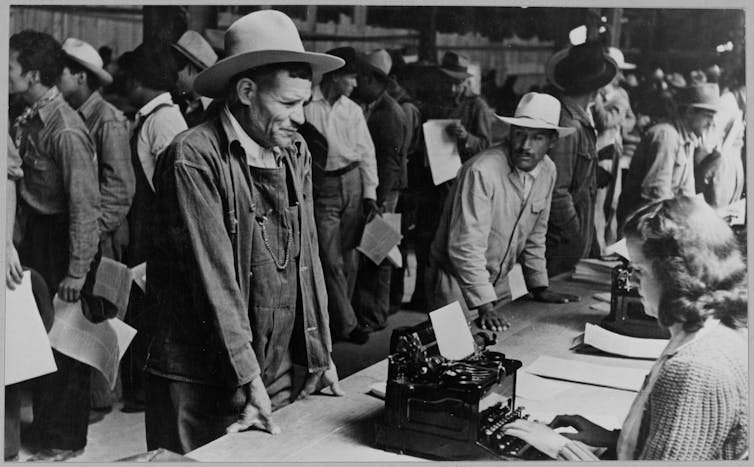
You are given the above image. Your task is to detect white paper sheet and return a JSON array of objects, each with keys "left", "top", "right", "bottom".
[
  {"left": 4, "top": 272, "right": 57, "bottom": 385},
  {"left": 526, "top": 355, "right": 649, "bottom": 392},
  {"left": 357, "top": 215, "right": 402, "bottom": 265},
  {"left": 386, "top": 246, "right": 403, "bottom": 268},
  {"left": 383, "top": 214, "right": 403, "bottom": 268},
  {"left": 429, "top": 301, "right": 474, "bottom": 360},
  {"left": 423, "top": 119, "right": 463, "bottom": 185},
  {"left": 604, "top": 238, "right": 630, "bottom": 260},
  {"left": 592, "top": 292, "right": 611, "bottom": 303},
  {"left": 507, "top": 263, "right": 528, "bottom": 301},
  {"left": 368, "top": 381, "right": 386, "bottom": 399},
  {"left": 589, "top": 301, "right": 611, "bottom": 313},
  {"left": 584, "top": 323, "right": 668, "bottom": 360},
  {"left": 48, "top": 297, "right": 137, "bottom": 389},
  {"left": 515, "top": 372, "right": 574, "bottom": 401},
  {"left": 131, "top": 262, "right": 147, "bottom": 292}
]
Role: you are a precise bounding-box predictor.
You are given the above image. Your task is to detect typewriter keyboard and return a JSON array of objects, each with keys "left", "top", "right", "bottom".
[{"left": 477, "top": 402, "right": 549, "bottom": 460}]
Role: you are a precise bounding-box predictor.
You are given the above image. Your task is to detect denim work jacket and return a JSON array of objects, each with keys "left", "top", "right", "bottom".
[
  {"left": 145, "top": 116, "right": 331, "bottom": 387},
  {"left": 17, "top": 91, "right": 101, "bottom": 278},
  {"left": 430, "top": 146, "right": 555, "bottom": 309}
]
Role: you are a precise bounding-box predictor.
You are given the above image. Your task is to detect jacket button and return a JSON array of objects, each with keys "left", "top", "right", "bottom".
[
  {"left": 300, "top": 266, "right": 308, "bottom": 272},
  {"left": 249, "top": 272, "right": 254, "bottom": 279}
]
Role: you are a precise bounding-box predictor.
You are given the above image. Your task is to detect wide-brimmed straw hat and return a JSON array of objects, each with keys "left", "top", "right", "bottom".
[
  {"left": 497, "top": 92, "right": 576, "bottom": 138},
  {"left": 546, "top": 41, "right": 617, "bottom": 95},
  {"left": 194, "top": 10, "right": 344, "bottom": 98},
  {"left": 607, "top": 47, "right": 636, "bottom": 70},
  {"left": 678, "top": 83, "right": 721, "bottom": 113},
  {"left": 439, "top": 51, "right": 472, "bottom": 81},
  {"left": 61, "top": 38, "right": 113, "bottom": 85},
  {"left": 172, "top": 30, "right": 218, "bottom": 71}
]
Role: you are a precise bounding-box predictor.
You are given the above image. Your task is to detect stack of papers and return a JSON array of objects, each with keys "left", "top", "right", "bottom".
[
  {"left": 357, "top": 214, "right": 402, "bottom": 265},
  {"left": 571, "top": 258, "right": 622, "bottom": 285},
  {"left": 583, "top": 323, "right": 667, "bottom": 360},
  {"left": 423, "top": 119, "right": 463, "bottom": 185},
  {"left": 526, "top": 355, "right": 649, "bottom": 392}
]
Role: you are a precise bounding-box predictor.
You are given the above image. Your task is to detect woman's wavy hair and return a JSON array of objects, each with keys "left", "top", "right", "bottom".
[{"left": 623, "top": 196, "right": 747, "bottom": 332}]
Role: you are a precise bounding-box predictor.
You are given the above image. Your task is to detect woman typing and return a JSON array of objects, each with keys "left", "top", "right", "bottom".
[{"left": 503, "top": 196, "right": 748, "bottom": 460}]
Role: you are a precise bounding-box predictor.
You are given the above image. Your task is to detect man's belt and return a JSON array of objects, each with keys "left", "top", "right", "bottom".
[{"left": 323, "top": 161, "right": 360, "bottom": 177}]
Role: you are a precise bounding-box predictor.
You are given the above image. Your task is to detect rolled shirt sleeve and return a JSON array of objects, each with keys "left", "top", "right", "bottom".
[
  {"left": 521, "top": 176, "right": 554, "bottom": 289},
  {"left": 447, "top": 166, "right": 497, "bottom": 308},
  {"left": 56, "top": 128, "right": 101, "bottom": 278}
]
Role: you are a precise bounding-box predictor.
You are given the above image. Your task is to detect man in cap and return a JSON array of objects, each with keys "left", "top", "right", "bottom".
[
  {"left": 118, "top": 42, "right": 188, "bottom": 413},
  {"left": 303, "top": 46, "right": 376, "bottom": 344},
  {"left": 617, "top": 83, "right": 720, "bottom": 228},
  {"left": 58, "top": 36, "right": 136, "bottom": 418},
  {"left": 427, "top": 93, "right": 580, "bottom": 332},
  {"left": 144, "top": 10, "right": 344, "bottom": 453},
  {"left": 352, "top": 48, "right": 407, "bottom": 331},
  {"left": 544, "top": 41, "right": 617, "bottom": 276},
  {"left": 9, "top": 29, "right": 100, "bottom": 461},
  {"left": 171, "top": 30, "right": 218, "bottom": 127},
  {"left": 439, "top": 51, "right": 494, "bottom": 162},
  {"left": 591, "top": 46, "right": 637, "bottom": 251}
]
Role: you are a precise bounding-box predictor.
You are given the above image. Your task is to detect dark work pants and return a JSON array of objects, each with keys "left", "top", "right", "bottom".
[
  {"left": 353, "top": 191, "right": 400, "bottom": 329},
  {"left": 313, "top": 167, "right": 362, "bottom": 339},
  {"left": 144, "top": 374, "right": 245, "bottom": 454},
  {"left": 121, "top": 284, "right": 150, "bottom": 406},
  {"left": 18, "top": 208, "right": 90, "bottom": 451}
]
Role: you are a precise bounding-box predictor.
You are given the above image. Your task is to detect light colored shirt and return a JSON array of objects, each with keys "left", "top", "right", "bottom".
[
  {"left": 304, "top": 86, "right": 378, "bottom": 199},
  {"left": 220, "top": 105, "right": 281, "bottom": 168},
  {"left": 136, "top": 92, "right": 187, "bottom": 191},
  {"left": 514, "top": 162, "right": 542, "bottom": 201}
]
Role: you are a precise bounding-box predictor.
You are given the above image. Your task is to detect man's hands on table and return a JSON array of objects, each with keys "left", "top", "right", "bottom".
[
  {"left": 226, "top": 359, "right": 345, "bottom": 436},
  {"left": 532, "top": 287, "right": 580, "bottom": 304},
  {"left": 475, "top": 302, "right": 509, "bottom": 332}
]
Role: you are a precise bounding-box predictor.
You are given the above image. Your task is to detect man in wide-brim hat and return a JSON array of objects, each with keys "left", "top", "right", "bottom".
[
  {"left": 171, "top": 30, "right": 218, "bottom": 127},
  {"left": 617, "top": 83, "right": 721, "bottom": 228},
  {"left": 543, "top": 41, "right": 617, "bottom": 277},
  {"left": 144, "top": 10, "right": 345, "bottom": 453},
  {"left": 427, "top": 93, "right": 580, "bottom": 333}
]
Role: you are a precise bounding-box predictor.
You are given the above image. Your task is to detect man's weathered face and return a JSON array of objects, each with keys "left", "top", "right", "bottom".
[
  {"left": 510, "top": 126, "right": 556, "bottom": 172},
  {"left": 8, "top": 50, "right": 32, "bottom": 95},
  {"left": 331, "top": 72, "right": 357, "bottom": 99},
  {"left": 245, "top": 69, "right": 312, "bottom": 148},
  {"left": 686, "top": 108, "right": 716, "bottom": 137},
  {"left": 57, "top": 66, "right": 81, "bottom": 99}
]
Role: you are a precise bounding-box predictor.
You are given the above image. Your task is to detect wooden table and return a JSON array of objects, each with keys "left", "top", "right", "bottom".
[{"left": 189, "top": 278, "right": 650, "bottom": 462}]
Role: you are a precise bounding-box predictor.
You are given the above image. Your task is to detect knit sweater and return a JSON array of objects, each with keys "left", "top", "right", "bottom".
[{"left": 557, "top": 324, "right": 748, "bottom": 461}]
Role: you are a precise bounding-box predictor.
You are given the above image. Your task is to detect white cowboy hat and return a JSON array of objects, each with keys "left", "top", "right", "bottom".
[
  {"left": 172, "top": 30, "right": 218, "bottom": 71},
  {"left": 607, "top": 47, "right": 636, "bottom": 70},
  {"left": 194, "top": 10, "right": 344, "bottom": 98},
  {"left": 61, "top": 38, "right": 113, "bottom": 86},
  {"left": 497, "top": 92, "right": 576, "bottom": 138}
]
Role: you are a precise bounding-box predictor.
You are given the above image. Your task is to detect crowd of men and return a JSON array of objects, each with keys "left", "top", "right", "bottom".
[{"left": 5, "top": 8, "right": 746, "bottom": 461}]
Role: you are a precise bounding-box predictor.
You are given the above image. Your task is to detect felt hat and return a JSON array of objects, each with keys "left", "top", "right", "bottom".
[
  {"left": 666, "top": 72, "right": 687, "bottom": 89},
  {"left": 439, "top": 51, "right": 472, "bottom": 81},
  {"left": 546, "top": 41, "right": 617, "bottom": 94},
  {"left": 323, "top": 47, "right": 359, "bottom": 75},
  {"left": 677, "top": 83, "right": 720, "bottom": 113},
  {"left": 61, "top": 38, "right": 113, "bottom": 85},
  {"left": 194, "top": 10, "right": 344, "bottom": 98},
  {"left": 497, "top": 92, "right": 576, "bottom": 138},
  {"left": 172, "top": 30, "right": 218, "bottom": 71},
  {"left": 358, "top": 48, "right": 392, "bottom": 79},
  {"left": 607, "top": 47, "right": 636, "bottom": 70}
]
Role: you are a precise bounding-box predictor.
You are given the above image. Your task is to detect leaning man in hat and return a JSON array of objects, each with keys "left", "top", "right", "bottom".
[
  {"left": 144, "top": 10, "right": 344, "bottom": 453},
  {"left": 427, "top": 93, "right": 580, "bottom": 332}
]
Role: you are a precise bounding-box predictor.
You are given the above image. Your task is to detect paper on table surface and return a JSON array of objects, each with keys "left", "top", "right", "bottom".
[
  {"left": 48, "top": 296, "right": 137, "bottom": 389},
  {"left": 526, "top": 355, "right": 649, "bottom": 392},
  {"left": 584, "top": 323, "right": 668, "bottom": 360},
  {"left": 604, "top": 238, "right": 630, "bottom": 260},
  {"left": 4, "top": 272, "right": 57, "bottom": 385},
  {"left": 429, "top": 301, "right": 474, "bottom": 360},
  {"left": 368, "top": 381, "right": 386, "bottom": 399},
  {"left": 131, "top": 262, "right": 147, "bottom": 292},
  {"left": 592, "top": 292, "right": 611, "bottom": 303},
  {"left": 508, "top": 263, "right": 528, "bottom": 301},
  {"left": 589, "top": 301, "right": 611, "bottom": 313},
  {"left": 516, "top": 372, "right": 575, "bottom": 401},
  {"left": 423, "top": 119, "right": 463, "bottom": 185},
  {"left": 357, "top": 215, "right": 402, "bottom": 265}
]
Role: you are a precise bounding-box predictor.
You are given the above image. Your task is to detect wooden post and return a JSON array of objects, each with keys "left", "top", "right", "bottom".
[
  {"left": 143, "top": 5, "right": 186, "bottom": 43},
  {"left": 186, "top": 5, "right": 215, "bottom": 34},
  {"left": 607, "top": 8, "right": 623, "bottom": 48},
  {"left": 305, "top": 5, "right": 318, "bottom": 33},
  {"left": 418, "top": 6, "right": 437, "bottom": 62}
]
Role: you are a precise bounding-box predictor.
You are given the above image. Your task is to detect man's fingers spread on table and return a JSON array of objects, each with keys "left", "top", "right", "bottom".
[{"left": 329, "top": 380, "right": 346, "bottom": 397}]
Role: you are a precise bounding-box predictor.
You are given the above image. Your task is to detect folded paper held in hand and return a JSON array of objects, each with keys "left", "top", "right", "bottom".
[
  {"left": 423, "top": 119, "right": 463, "bottom": 185},
  {"left": 357, "top": 214, "right": 402, "bottom": 265},
  {"left": 4, "top": 271, "right": 57, "bottom": 385},
  {"left": 48, "top": 296, "right": 137, "bottom": 389}
]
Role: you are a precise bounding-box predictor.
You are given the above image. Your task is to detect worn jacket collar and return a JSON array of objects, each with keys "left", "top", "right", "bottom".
[
  {"left": 77, "top": 90, "right": 103, "bottom": 120},
  {"left": 561, "top": 96, "right": 595, "bottom": 129},
  {"left": 35, "top": 87, "right": 64, "bottom": 125}
]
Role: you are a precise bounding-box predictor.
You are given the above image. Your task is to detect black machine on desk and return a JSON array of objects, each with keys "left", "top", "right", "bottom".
[
  {"left": 374, "top": 320, "right": 549, "bottom": 460},
  {"left": 601, "top": 263, "right": 669, "bottom": 339}
]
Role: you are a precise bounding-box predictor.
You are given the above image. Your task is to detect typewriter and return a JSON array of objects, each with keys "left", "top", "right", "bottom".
[
  {"left": 600, "top": 264, "right": 669, "bottom": 339},
  {"left": 374, "top": 320, "right": 549, "bottom": 460}
]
